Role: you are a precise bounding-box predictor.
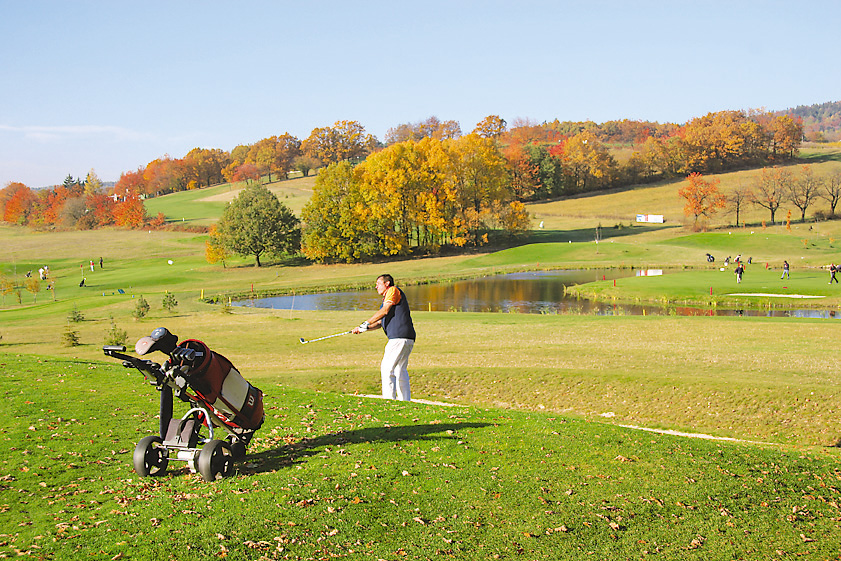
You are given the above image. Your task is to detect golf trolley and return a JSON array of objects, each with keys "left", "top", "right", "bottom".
[{"left": 103, "top": 327, "right": 264, "bottom": 482}]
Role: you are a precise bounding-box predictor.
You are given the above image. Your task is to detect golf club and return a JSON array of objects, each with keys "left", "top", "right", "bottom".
[{"left": 299, "top": 330, "right": 353, "bottom": 344}]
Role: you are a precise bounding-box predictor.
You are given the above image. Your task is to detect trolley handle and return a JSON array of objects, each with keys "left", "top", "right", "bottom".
[{"left": 102, "top": 346, "right": 164, "bottom": 384}]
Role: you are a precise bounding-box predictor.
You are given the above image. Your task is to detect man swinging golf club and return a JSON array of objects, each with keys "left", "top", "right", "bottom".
[{"left": 352, "top": 274, "right": 416, "bottom": 401}]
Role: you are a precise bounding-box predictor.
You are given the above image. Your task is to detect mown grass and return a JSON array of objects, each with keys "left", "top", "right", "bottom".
[
  {"left": 3, "top": 354, "right": 841, "bottom": 560},
  {"left": 4, "top": 157, "right": 841, "bottom": 558},
  {"left": 144, "top": 176, "right": 316, "bottom": 226},
  {"left": 3, "top": 305, "right": 841, "bottom": 448}
]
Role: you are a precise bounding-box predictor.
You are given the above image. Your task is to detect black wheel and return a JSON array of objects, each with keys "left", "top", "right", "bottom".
[
  {"left": 228, "top": 438, "right": 246, "bottom": 460},
  {"left": 133, "top": 435, "right": 169, "bottom": 477},
  {"left": 197, "top": 440, "right": 234, "bottom": 482}
]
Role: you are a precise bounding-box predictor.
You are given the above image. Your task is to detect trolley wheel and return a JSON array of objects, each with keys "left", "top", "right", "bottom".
[
  {"left": 133, "top": 435, "right": 169, "bottom": 477},
  {"left": 197, "top": 440, "right": 234, "bottom": 482},
  {"left": 229, "top": 439, "right": 246, "bottom": 460}
]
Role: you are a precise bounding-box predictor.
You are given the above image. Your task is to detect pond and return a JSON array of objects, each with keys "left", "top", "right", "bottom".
[{"left": 233, "top": 269, "right": 841, "bottom": 318}]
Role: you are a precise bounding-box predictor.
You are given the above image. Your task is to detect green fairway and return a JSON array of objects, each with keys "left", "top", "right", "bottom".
[
  {"left": 3, "top": 162, "right": 841, "bottom": 558},
  {"left": 2, "top": 353, "right": 840, "bottom": 560},
  {"left": 143, "top": 176, "right": 316, "bottom": 226}
]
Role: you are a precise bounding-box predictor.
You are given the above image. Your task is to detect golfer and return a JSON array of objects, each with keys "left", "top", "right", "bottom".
[{"left": 353, "top": 274, "right": 416, "bottom": 401}]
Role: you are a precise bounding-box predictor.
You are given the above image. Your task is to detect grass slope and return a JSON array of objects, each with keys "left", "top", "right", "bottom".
[
  {"left": 2, "top": 353, "right": 840, "bottom": 560},
  {"left": 144, "top": 176, "right": 316, "bottom": 226}
]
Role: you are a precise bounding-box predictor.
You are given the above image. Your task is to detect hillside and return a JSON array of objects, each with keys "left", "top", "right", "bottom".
[{"left": 779, "top": 99, "right": 841, "bottom": 142}]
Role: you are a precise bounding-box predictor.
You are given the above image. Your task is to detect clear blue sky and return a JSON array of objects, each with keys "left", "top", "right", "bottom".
[{"left": 1, "top": 0, "right": 839, "bottom": 188}]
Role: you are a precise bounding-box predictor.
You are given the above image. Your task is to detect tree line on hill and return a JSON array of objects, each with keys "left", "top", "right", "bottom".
[
  {"left": 780, "top": 100, "right": 841, "bottom": 142},
  {"left": 0, "top": 109, "right": 806, "bottom": 241}
]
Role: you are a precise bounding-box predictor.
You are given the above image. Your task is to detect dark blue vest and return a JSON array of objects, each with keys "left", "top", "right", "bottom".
[{"left": 382, "top": 288, "right": 416, "bottom": 341}]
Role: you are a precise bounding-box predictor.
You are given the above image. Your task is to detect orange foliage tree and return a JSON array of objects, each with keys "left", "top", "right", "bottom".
[
  {"left": 678, "top": 172, "right": 726, "bottom": 228},
  {"left": 113, "top": 193, "right": 147, "bottom": 228},
  {"left": 2, "top": 183, "right": 36, "bottom": 224}
]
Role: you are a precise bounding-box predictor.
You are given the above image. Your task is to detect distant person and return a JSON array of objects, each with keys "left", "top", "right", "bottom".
[
  {"left": 352, "top": 274, "right": 416, "bottom": 401},
  {"left": 781, "top": 260, "right": 790, "bottom": 279},
  {"left": 734, "top": 263, "right": 744, "bottom": 284},
  {"left": 90, "top": 260, "right": 95, "bottom": 272},
  {"left": 79, "top": 278, "right": 86, "bottom": 287},
  {"left": 706, "top": 253, "right": 715, "bottom": 263},
  {"left": 724, "top": 256, "right": 730, "bottom": 266},
  {"left": 99, "top": 257, "right": 104, "bottom": 269},
  {"left": 830, "top": 264, "right": 838, "bottom": 284}
]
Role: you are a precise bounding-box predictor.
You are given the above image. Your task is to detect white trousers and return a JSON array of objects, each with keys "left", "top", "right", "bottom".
[{"left": 381, "top": 338, "right": 414, "bottom": 401}]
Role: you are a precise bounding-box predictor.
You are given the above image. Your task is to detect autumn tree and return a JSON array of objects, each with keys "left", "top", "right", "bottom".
[
  {"left": 820, "top": 170, "right": 841, "bottom": 216},
  {"left": 557, "top": 132, "right": 617, "bottom": 193},
  {"left": 40, "top": 185, "right": 72, "bottom": 226},
  {"left": 215, "top": 183, "right": 300, "bottom": 267},
  {"left": 302, "top": 120, "right": 375, "bottom": 164},
  {"left": 84, "top": 169, "right": 104, "bottom": 197},
  {"left": 143, "top": 156, "right": 185, "bottom": 196},
  {"left": 60, "top": 197, "right": 88, "bottom": 228},
  {"left": 728, "top": 185, "right": 751, "bottom": 226},
  {"left": 292, "top": 155, "right": 321, "bottom": 177},
  {"left": 301, "top": 161, "right": 383, "bottom": 262},
  {"left": 24, "top": 277, "right": 41, "bottom": 303},
  {"left": 751, "top": 167, "right": 792, "bottom": 224},
  {"left": 183, "top": 147, "right": 228, "bottom": 188},
  {"left": 113, "top": 192, "right": 147, "bottom": 228},
  {"left": 473, "top": 115, "right": 507, "bottom": 138},
  {"left": 301, "top": 135, "right": 527, "bottom": 262},
  {"left": 2, "top": 183, "right": 36, "bottom": 224},
  {"left": 444, "top": 134, "right": 519, "bottom": 244},
  {"left": 246, "top": 134, "right": 301, "bottom": 182},
  {"left": 678, "top": 173, "right": 726, "bottom": 228},
  {"left": 230, "top": 163, "right": 261, "bottom": 184},
  {"left": 787, "top": 165, "right": 822, "bottom": 221},
  {"left": 502, "top": 142, "right": 542, "bottom": 201},
  {"left": 385, "top": 116, "right": 462, "bottom": 144},
  {"left": 769, "top": 115, "right": 803, "bottom": 160},
  {"left": 86, "top": 193, "right": 116, "bottom": 227},
  {"left": 115, "top": 168, "right": 146, "bottom": 198},
  {"left": 205, "top": 225, "right": 230, "bottom": 267},
  {"left": 223, "top": 144, "right": 252, "bottom": 183}
]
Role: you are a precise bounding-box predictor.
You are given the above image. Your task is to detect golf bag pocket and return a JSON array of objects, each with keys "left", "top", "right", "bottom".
[{"left": 176, "top": 339, "right": 264, "bottom": 430}]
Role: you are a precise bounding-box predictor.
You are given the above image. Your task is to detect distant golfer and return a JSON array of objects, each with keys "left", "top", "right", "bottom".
[
  {"left": 353, "top": 274, "right": 416, "bottom": 401},
  {"left": 734, "top": 263, "right": 744, "bottom": 284},
  {"left": 781, "top": 260, "right": 790, "bottom": 279}
]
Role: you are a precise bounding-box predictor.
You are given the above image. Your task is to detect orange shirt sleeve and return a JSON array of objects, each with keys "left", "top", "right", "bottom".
[{"left": 383, "top": 286, "right": 401, "bottom": 306}]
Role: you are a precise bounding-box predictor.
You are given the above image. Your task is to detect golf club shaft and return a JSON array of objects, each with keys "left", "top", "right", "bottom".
[{"left": 300, "top": 330, "right": 352, "bottom": 344}]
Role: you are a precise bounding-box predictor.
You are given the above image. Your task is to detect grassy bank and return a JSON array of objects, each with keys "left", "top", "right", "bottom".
[
  {"left": 4, "top": 163, "right": 841, "bottom": 557},
  {"left": 2, "top": 353, "right": 840, "bottom": 560},
  {"left": 2, "top": 306, "right": 841, "bottom": 448}
]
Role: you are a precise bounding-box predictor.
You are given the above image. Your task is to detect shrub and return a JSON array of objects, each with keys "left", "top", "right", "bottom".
[
  {"left": 67, "top": 304, "right": 85, "bottom": 323},
  {"left": 104, "top": 315, "right": 128, "bottom": 346},
  {"left": 62, "top": 324, "right": 80, "bottom": 347},
  {"left": 162, "top": 292, "right": 178, "bottom": 313},
  {"left": 132, "top": 296, "right": 150, "bottom": 320}
]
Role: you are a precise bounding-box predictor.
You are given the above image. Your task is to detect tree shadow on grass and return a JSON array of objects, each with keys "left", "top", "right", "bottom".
[{"left": 243, "top": 422, "right": 492, "bottom": 474}]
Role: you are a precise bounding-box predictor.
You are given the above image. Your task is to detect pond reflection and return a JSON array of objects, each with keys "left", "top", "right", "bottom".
[{"left": 234, "top": 269, "right": 841, "bottom": 318}]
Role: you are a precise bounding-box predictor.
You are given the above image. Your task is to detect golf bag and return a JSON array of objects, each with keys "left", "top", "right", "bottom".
[
  {"left": 171, "top": 339, "right": 264, "bottom": 432},
  {"left": 103, "top": 327, "right": 264, "bottom": 481}
]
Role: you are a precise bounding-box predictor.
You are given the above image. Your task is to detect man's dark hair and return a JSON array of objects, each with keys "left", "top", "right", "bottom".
[{"left": 378, "top": 274, "right": 394, "bottom": 287}]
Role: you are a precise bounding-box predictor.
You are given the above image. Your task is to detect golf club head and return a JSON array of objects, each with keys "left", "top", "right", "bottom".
[{"left": 299, "top": 337, "right": 307, "bottom": 344}]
